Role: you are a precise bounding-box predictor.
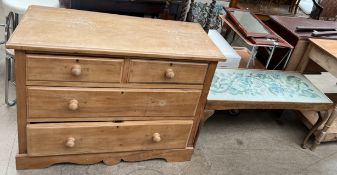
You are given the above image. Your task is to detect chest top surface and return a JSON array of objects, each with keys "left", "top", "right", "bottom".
[
  {"left": 309, "top": 38, "right": 337, "bottom": 60},
  {"left": 6, "top": 6, "right": 224, "bottom": 61}
]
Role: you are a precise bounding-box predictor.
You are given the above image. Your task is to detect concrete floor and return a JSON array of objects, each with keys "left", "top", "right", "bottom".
[{"left": 1, "top": 4, "right": 337, "bottom": 175}]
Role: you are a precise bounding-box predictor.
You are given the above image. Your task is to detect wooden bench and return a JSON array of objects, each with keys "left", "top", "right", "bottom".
[{"left": 205, "top": 68, "right": 334, "bottom": 150}]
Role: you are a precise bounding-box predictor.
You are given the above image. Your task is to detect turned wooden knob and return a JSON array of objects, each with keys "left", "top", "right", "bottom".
[
  {"left": 68, "top": 99, "right": 79, "bottom": 111},
  {"left": 65, "top": 137, "right": 75, "bottom": 148},
  {"left": 165, "top": 69, "right": 175, "bottom": 79},
  {"left": 71, "top": 64, "right": 81, "bottom": 76},
  {"left": 152, "top": 133, "right": 161, "bottom": 142}
]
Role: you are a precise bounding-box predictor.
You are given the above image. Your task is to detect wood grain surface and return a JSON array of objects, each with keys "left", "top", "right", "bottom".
[
  {"left": 129, "top": 59, "right": 208, "bottom": 84},
  {"left": 27, "top": 54, "right": 124, "bottom": 83},
  {"left": 27, "top": 120, "right": 193, "bottom": 156},
  {"left": 16, "top": 148, "right": 194, "bottom": 169},
  {"left": 310, "top": 39, "right": 337, "bottom": 60},
  {"left": 10, "top": 6, "right": 222, "bottom": 169},
  {"left": 27, "top": 87, "right": 202, "bottom": 118},
  {"left": 15, "top": 51, "right": 28, "bottom": 154},
  {"left": 6, "top": 6, "right": 224, "bottom": 61}
]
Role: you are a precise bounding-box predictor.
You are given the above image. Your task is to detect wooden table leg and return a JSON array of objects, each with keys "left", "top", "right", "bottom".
[
  {"left": 302, "top": 110, "right": 331, "bottom": 150},
  {"left": 311, "top": 108, "right": 337, "bottom": 151}
]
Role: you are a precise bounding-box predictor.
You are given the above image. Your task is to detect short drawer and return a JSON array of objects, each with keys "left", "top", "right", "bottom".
[
  {"left": 128, "top": 60, "right": 208, "bottom": 84},
  {"left": 26, "top": 54, "right": 123, "bottom": 83},
  {"left": 27, "top": 87, "right": 201, "bottom": 118},
  {"left": 27, "top": 120, "right": 193, "bottom": 156}
]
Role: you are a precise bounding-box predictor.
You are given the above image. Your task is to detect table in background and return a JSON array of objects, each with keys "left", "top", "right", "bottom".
[
  {"left": 230, "top": 0, "right": 298, "bottom": 16},
  {"left": 265, "top": 15, "right": 337, "bottom": 72},
  {"left": 299, "top": 38, "right": 337, "bottom": 146}
]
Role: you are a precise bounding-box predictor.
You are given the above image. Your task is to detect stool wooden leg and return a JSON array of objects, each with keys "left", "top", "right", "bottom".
[
  {"left": 302, "top": 110, "right": 331, "bottom": 150},
  {"left": 310, "top": 132, "right": 324, "bottom": 151},
  {"left": 311, "top": 108, "right": 337, "bottom": 150},
  {"left": 203, "top": 110, "right": 215, "bottom": 123},
  {"left": 302, "top": 111, "right": 324, "bottom": 149}
]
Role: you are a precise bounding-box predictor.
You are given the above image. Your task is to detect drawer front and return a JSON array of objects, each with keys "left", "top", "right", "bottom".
[
  {"left": 27, "top": 120, "right": 193, "bottom": 156},
  {"left": 27, "top": 54, "right": 123, "bottom": 83},
  {"left": 128, "top": 60, "right": 208, "bottom": 84},
  {"left": 27, "top": 87, "right": 201, "bottom": 118}
]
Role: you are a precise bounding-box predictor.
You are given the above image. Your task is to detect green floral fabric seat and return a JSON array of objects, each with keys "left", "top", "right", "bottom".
[{"left": 207, "top": 69, "right": 332, "bottom": 109}]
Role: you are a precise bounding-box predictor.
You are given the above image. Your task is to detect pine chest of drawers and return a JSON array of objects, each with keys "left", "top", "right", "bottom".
[{"left": 6, "top": 6, "right": 224, "bottom": 169}]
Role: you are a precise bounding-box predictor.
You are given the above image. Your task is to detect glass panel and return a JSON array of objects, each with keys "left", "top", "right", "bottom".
[
  {"left": 231, "top": 10, "right": 270, "bottom": 34},
  {"left": 208, "top": 69, "right": 332, "bottom": 103}
]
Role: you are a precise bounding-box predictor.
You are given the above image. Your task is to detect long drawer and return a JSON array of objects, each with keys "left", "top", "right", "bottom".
[
  {"left": 27, "top": 120, "right": 193, "bottom": 156},
  {"left": 27, "top": 87, "right": 202, "bottom": 118},
  {"left": 26, "top": 54, "right": 124, "bottom": 83},
  {"left": 128, "top": 60, "right": 208, "bottom": 84}
]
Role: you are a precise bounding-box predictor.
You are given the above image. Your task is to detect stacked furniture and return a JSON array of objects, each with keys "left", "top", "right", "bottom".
[
  {"left": 220, "top": 11, "right": 293, "bottom": 69},
  {"left": 266, "top": 16, "right": 337, "bottom": 72},
  {"left": 6, "top": 6, "right": 224, "bottom": 169}
]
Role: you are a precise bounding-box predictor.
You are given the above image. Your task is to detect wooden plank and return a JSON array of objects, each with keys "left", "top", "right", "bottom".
[
  {"left": 305, "top": 72, "right": 337, "bottom": 94},
  {"left": 26, "top": 81, "right": 204, "bottom": 89},
  {"left": 310, "top": 38, "right": 337, "bottom": 62},
  {"left": 129, "top": 59, "right": 208, "bottom": 84},
  {"left": 206, "top": 100, "right": 333, "bottom": 111},
  {"left": 27, "top": 116, "right": 193, "bottom": 123},
  {"left": 26, "top": 54, "right": 124, "bottom": 83},
  {"left": 27, "top": 87, "right": 202, "bottom": 118},
  {"left": 15, "top": 51, "right": 27, "bottom": 154},
  {"left": 297, "top": 43, "right": 313, "bottom": 73},
  {"left": 121, "top": 58, "right": 131, "bottom": 83},
  {"left": 308, "top": 46, "right": 337, "bottom": 77},
  {"left": 27, "top": 120, "right": 193, "bottom": 156},
  {"left": 6, "top": 6, "right": 224, "bottom": 61},
  {"left": 188, "top": 62, "right": 217, "bottom": 146},
  {"left": 286, "top": 39, "right": 309, "bottom": 71},
  {"left": 16, "top": 148, "right": 194, "bottom": 169}
]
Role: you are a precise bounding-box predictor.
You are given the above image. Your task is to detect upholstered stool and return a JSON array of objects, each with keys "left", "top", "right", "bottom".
[{"left": 206, "top": 68, "right": 334, "bottom": 150}]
